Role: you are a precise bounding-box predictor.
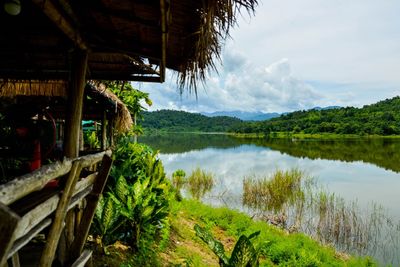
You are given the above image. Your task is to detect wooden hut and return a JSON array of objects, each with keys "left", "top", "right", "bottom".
[{"left": 0, "top": 0, "right": 257, "bottom": 266}]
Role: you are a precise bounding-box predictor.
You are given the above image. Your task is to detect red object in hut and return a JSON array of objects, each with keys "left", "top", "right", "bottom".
[{"left": 29, "top": 140, "right": 41, "bottom": 171}]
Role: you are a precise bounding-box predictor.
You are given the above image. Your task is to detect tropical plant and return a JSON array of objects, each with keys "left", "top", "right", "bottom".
[
  {"left": 92, "top": 195, "right": 121, "bottom": 252},
  {"left": 93, "top": 142, "right": 173, "bottom": 253},
  {"left": 194, "top": 224, "right": 261, "bottom": 267}
]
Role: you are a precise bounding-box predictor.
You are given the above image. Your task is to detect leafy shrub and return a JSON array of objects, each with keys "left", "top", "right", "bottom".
[{"left": 93, "top": 141, "right": 173, "bottom": 253}]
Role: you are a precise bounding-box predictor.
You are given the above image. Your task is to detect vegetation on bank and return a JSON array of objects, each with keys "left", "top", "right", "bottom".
[
  {"left": 233, "top": 96, "right": 400, "bottom": 136},
  {"left": 142, "top": 97, "right": 400, "bottom": 138}
]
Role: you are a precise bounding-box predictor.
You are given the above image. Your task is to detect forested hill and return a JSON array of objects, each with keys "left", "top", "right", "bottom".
[
  {"left": 233, "top": 96, "right": 400, "bottom": 135},
  {"left": 142, "top": 110, "right": 242, "bottom": 132}
]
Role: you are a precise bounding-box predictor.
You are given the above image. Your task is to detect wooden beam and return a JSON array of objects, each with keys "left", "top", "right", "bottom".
[
  {"left": 31, "top": 0, "right": 88, "bottom": 50},
  {"left": 8, "top": 219, "right": 52, "bottom": 259},
  {"left": 39, "top": 161, "right": 83, "bottom": 267},
  {"left": 160, "top": 0, "right": 168, "bottom": 82},
  {"left": 0, "top": 203, "right": 20, "bottom": 267},
  {"left": 0, "top": 160, "right": 72, "bottom": 206},
  {"left": 64, "top": 49, "right": 88, "bottom": 158},
  {"left": 69, "top": 155, "right": 113, "bottom": 261}
]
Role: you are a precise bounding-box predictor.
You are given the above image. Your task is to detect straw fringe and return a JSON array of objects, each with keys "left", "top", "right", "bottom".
[
  {"left": 0, "top": 80, "right": 132, "bottom": 133},
  {"left": 178, "top": 0, "right": 258, "bottom": 93},
  {"left": 0, "top": 80, "right": 67, "bottom": 97}
]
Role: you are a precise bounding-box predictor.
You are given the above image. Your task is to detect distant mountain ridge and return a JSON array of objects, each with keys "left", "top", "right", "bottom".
[
  {"left": 201, "top": 111, "right": 280, "bottom": 121},
  {"left": 201, "top": 107, "right": 342, "bottom": 121}
]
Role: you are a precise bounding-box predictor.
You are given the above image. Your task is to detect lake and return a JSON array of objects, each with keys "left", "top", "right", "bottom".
[{"left": 139, "top": 133, "right": 400, "bottom": 265}]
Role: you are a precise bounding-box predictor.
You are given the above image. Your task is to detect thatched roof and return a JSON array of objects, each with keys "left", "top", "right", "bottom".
[
  {"left": 86, "top": 83, "right": 133, "bottom": 133},
  {"left": 0, "top": 80, "right": 133, "bottom": 133},
  {"left": 0, "top": 0, "right": 257, "bottom": 91}
]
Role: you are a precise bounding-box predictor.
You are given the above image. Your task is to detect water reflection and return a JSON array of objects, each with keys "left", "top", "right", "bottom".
[{"left": 140, "top": 134, "right": 400, "bottom": 173}]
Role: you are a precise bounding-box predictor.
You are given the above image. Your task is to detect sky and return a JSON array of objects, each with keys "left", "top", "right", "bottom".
[{"left": 135, "top": 0, "right": 400, "bottom": 113}]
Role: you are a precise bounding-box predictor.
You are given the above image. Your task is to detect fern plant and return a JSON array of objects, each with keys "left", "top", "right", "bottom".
[{"left": 194, "top": 224, "right": 261, "bottom": 267}]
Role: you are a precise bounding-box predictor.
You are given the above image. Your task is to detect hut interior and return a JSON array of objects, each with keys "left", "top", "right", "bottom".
[{"left": 0, "top": 0, "right": 257, "bottom": 266}]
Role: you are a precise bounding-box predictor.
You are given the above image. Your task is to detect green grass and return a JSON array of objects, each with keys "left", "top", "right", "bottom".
[{"left": 174, "top": 199, "right": 377, "bottom": 267}]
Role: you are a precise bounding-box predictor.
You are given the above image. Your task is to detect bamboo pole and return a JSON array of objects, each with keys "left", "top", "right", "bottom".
[{"left": 39, "top": 161, "right": 83, "bottom": 267}]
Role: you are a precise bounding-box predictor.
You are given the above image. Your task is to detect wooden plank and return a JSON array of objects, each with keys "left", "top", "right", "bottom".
[
  {"left": 13, "top": 173, "right": 97, "bottom": 240},
  {"left": 71, "top": 250, "right": 92, "bottom": 267},
  {"left": 70, "top": 155, "right": 113, "bottom": 261},
  {"left": 39, "top": 161, "right": 83, "bottom": 267},
  {"left": 8, "top": 219, "right": 52, "bottom": 258},
  {"left": 0, "top": 160, "right": 72, "bottom": 206},
  {"left": 0, "top": 203, "right": 20, "bottom": 266}
]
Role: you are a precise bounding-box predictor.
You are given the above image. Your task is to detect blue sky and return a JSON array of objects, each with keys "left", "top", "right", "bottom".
[{"left": 135, "top": 0, "right": 400, "bottom": 113}]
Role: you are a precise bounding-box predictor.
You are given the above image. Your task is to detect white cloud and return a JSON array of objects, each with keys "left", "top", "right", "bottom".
[
  {"left": 138, "top": 54, "right": 324, "bottom": 113},
  {"left": 135, "top": 0, "right": 400, "bottom": 113}
]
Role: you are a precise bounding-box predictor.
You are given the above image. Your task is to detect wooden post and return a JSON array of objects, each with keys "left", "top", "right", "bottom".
[
  {"left": 69, "top": 155, "right": 113, "bottom": 262},
  {"left": 64, "top": 49, "right": 88, "bottom": 159},
  {"left": 62, "top": 49, "right": 88, "bottom": 263},
  {"left": 101, "top": 111, "right": 107, "bottom": 150},
  {"left": 39, "top": 161, "right": 83, "bottom": 267}
]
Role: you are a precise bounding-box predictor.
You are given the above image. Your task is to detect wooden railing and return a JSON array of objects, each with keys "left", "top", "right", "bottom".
[{"left": 0, "top": 150, "right": 113, "bottom": 267}]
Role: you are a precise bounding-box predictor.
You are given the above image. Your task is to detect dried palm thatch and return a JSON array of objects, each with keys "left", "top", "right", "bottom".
[
  {"left": 88, "top": 83, "right": 133, "bottom": 133},
  {"left": 177, "top": 0, "right": 258, "bottom": 93},
  {"left": 0, "top": 80, "right": 67, "bottom": 97}
]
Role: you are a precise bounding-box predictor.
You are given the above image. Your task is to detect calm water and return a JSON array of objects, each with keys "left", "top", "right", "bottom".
[{"left": 139, "top": 133, "right": 400, "bottom": 264}]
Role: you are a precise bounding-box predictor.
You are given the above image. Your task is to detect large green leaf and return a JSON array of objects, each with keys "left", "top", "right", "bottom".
[
  {"left": 115, "top": 175, "right": 129, "bottom": 202},
  {"left": 229, "top": 235, "right": 259, "bottom": 267},
  {"left": 194, "top": 224, "right": 229, "bottom": 266}
]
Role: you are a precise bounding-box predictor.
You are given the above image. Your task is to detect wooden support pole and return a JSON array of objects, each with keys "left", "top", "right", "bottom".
[
  {"left": 64, "top": 49, "right": 88, "bottom": 159},
  {"left": 39, "top": 161, "right": 83, "bottom": 267},
  {"left": 69, "top": 155, "right": 113, "bottom": 262},
  {"left": 159, "top": 0, "right": 167, "bottom": 82}
]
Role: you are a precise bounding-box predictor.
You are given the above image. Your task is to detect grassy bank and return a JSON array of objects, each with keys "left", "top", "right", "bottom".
[
  {"left": 93, "top": 199, "right": 377, "bottom": 266},
  {"left": 165, "top": 200, "right": 376, "bottom": 266}
]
